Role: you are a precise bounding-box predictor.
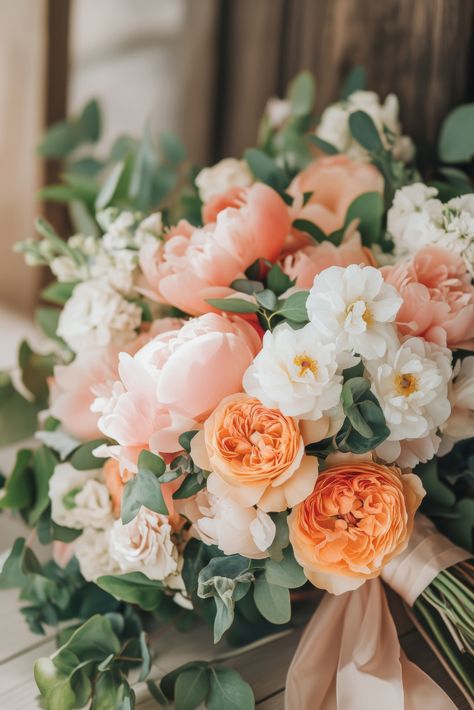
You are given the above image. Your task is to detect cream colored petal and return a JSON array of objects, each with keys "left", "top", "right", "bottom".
[
  {"left": 299, "top": 416, "right": 330, "bottom": 445},
  {"left": 207, "top": 472, "right": 264, "bottom": 507},
  {"left": 190, "top": 430, "right": 211, "bottom": 470}
]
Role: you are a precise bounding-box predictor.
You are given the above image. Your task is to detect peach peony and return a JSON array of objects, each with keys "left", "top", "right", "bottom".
[
  {"left": 191, "top": 393, "right": 320, "bottom": 512},
  {"left": 93, "top": 314, "right": 261, "bottom": 471},
  {"left": 288, "top": 155, "right": 384, "bottom": 236},
  {"left": 138, "top": 183, "right": 291, "bottom": 316},
  {"left": 382, "top": 245, "right": 474, "bottom": 349},
  {"left": 202, "top": 187, "right": 246, "bottom": 224},
  {"left": 281, "top": 227, "right": 376, "bottom": 289},
  {"left": 288, "top": 456, "right": 424, "bottom": 594}
]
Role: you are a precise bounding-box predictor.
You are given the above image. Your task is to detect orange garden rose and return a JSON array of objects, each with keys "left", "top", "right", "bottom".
[
  {"left": 288, "top": 456, "right": 425, "bottom": 594},
  {"left": 191, "top": 393, "right": 322, "bottom": 513}
]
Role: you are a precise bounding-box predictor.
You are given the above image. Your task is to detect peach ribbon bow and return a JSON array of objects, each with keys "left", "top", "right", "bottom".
[{"left": 285, "top": 515, "right": 470, "bottom": 710}]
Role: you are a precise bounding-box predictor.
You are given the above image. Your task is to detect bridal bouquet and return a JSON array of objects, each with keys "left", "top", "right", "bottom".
[{"left": 1, "top": 69, "right": 473, "bottom": 709}]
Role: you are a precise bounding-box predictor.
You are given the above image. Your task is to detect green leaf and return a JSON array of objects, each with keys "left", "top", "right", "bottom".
[
  {"left": 172, "top": 473, "right": 206, "bottom": 500},
  {"left": 267, "top": 512, "right": 290, "bottom": 561},
  {"left": 28, "top": 446, "right": 58, "bottom": 525},
  {"left": 277, "top": 291, "right": 309, "bottom": 323},
  {"left": 95, "top": 158, "right": 133, "bottom": 210},
  {"left": 137, "top": 450, "right": 166, "bottom": 477},
  {"left": 292, "top": 218, "right": 326, "bottom": 242},
  {"left": 341, "top": 377, "right": 370, "bottom": 411},
  {"left": 0, "top": 449, "right": 34, "bottom": 511},
  {"left": 349, "top": 110, "right": 384, "bottom": 152},
  {"left": 344, "top": 191, "right": 384, "bottom": 246},
  {"left": 79, "top": 99, "right": 101, "bottom": 142},
  {"left": 265, "top": 546, "right": 306, "bottom": 589},
  {"left": 244, "top": 149, "right": 289, "bottom": 192},
  {"left": 41, "top": 281, "right": 77, "bottom": 305},
  {"left": 417, "top": 459, "right": 457, "bottom": 508},
  {"left": 18, "top": 341, "right": 54, "bottom": 406},
  {"left": 230, "top": 279, "right": 264, "bottom": 296},
  {"left": 253, "top": 578, "right": 291, "bottom": 624},
  {"left": 160, "top": 661, "right": 209, "bottom": 701},
  {"left": 35, "top": 307, "right": 61, "bottom": 342},
  {"left": 122, "top": 469, "right": 168, "bottom": 523},
  {"left": 0, "top": 374, "right": 38, "bottom": 446},
  {"left": 160, "top": 133, "right": 186, "bottom": 165},
  {"left": 266, "top": 264, "right": 293, "bottom": 297},
  {"left": 146, "top": 680, "right": 169, "bottom": 705},
  {"left": 138, "top": 631, "right": 151, "bottom": 682},
  {"left": 38, "top": 121, "right": 82, "bottom": 158},
  {"left": 0, "top": 538, "right": 28, "bottom": 589},
  {"left": 206, "top": 297, "right": 259, "bottom": 314},
  {"left": 438, "top": 104, "right": 474, "bottom": 163},
  {"left": 287, "top": 71, "right": 316, "bottom": 117},
  {"left": 308, "top": 134, "right": 339, "bottom": 155},
  {"left": 340, "top": 66, "right": 366, "bottom": 100},
  {"left": 175, "top": 666, "right": 210, "bottom": 710},
  {"left": 178, "top": 430, "right": 199, "bottom": 453},
  {"left": 208, "top": 667, "right": 255, "bottom": 710},
  {"left": 255, "top": 289, "right": 277, "bottom": 311},
  {"left": 336, "top": 390, "right": 390, "bottom": 454},
  {"left": 96, "top": 573, "right": 164, "bottom": 611},
  {"left": 70, "top": 439, "right": 108, "bottom": 470}
]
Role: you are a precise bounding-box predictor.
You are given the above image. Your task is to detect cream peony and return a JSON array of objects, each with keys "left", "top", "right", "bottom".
[
  {"left": 57, "top": 280, "right": 142, "bottom": 352},
  {"left": 439, "top": 357, "right": 474, "bottom": 455},
  {"left": 195, "top": 158, "right": 253, "bottom": 202},
  {"left": 178, "top": 489, "right": 275, "bottom": 559},
  {"left": 316, "top": 90, "right": 414, "bottom": 163},
  {"left": 243, "top": 322, "right": 343, "bottom": 420},
  {"left": 365, "top": 336, "right": 452, "bottom": 467},
  {"left": 75, "top": 526, "right": 119, "bottom": 582},
  {"left": 49, "top": 463, "right": 113, "bottom": 530},
  {"left": 306, "top": 264, "right": 402, "bottom": 360},
  {"left": 109, "top": 507, "right": 180, "bottom": 583}
]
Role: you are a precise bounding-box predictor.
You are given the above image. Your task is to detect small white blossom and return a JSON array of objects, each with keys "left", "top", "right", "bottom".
[
  {"left": 316, "top": 90, "right": 414, "bottom": 162},
  {"left": 49, "top": 463, "right": 113, "bottom": 529},
  {"left": 195, "top": 158, "right": 253, "bottom": 202},
  {"left": 307, "top": 264, "right": 402, "bottom": 360},
  {"left": 365, "top": 336, "right": 452, "bottom": 467},
  {"left": 109, "top": 507, "right": 181, "bottom": 583},
  {"left": 57, "top": 280, "right": 142, "bottom": 352},
  {"left": 243, "top": 322, "right": 343, "bottom": 420},
  {"left": 439, "top": 356, "right": 474, "bottom": 455},
  {"left": 265, "top": 97, "right": 292, "bottom": 129},
  {"left": 75, "top": 526, "right": 120, "bottom": 581}
]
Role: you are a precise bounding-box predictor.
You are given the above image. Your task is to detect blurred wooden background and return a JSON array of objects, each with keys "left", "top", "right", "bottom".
[{"left": 1, "top": 0, "right": 473, "bottom": 313}]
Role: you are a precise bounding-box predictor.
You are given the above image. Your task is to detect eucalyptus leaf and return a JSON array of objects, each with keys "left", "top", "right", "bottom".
[
  {"left": 349, "top": 110, "right": 384, "bottom": 152},
  {"left": 175, "top": 666, "right": 210, "bottom": 710},
  {"left": 340, "top": 66, "right": 366, "bottom": 100},
  {"left": 277, "top": 291, "right": 309, "bottom": 323},
  {"left": 253, "top": 578, "right": 291, "bottom": 624},
  {"left": 308, "top": 135, "right": 339, "bottom": 155},
  {"left": 207, "top": 667, "right": 255, "bottom": 710},
  {"left": 344, "top": 191, "right": 384, "bottom": 246},
  {"left": 438, "top": 104, "right": 474, "bottom": 163},
  {"left": 244, "top": 149, "right": 289, "bottom": 192},
  {"left": 70, "top": 439, "right": 108, "bottom": 470},
  {"left": 206, "top": 297, "right": 259, "bottom": 314},
  {"left": 121, "top": 469, "right": 168, "bottom": 523},
  {"left": 265, "top": 546, "right": 306, "bottom": 589},
  {"left": 96, "top": 573, "right": 164, "bottom": 611},
  {"left": 287, "top": 71, "right": 316, "bottom": 117}
]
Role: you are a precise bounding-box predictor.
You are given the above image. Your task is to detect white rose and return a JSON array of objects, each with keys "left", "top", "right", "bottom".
[
  {"left": 365, "top": 336, "right": 452, "bottom": 467},
  {"left": 179, "top": 490, "right": 275, "bottom": 559},
  {"left": 49, "top": 462, "right": 113, "bottom": 529},
  {"left": 243, "top": 322, "right": 343, "bottom": 420},
  {"left": 195, "top": 158, "right": 253, "bottom": 202},
  {"left": 439, "top": 357, "right": 474, "bottom": 455},
  {"left": 306, "top": 264, "right": 402, "bottom": 361},
  {"left": 109, "top": 507, "right": 180, "bottom": 583},
  {"left": 57, "top": 280, "right": 142, "bottom": 352},
  {"left": 75, "top": 526, "right": 119, "bottom": 582}
]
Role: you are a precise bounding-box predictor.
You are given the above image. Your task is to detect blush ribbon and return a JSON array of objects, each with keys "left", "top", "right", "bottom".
[{"left": 285, "top": 515, "right": 470, "bottom": 709}]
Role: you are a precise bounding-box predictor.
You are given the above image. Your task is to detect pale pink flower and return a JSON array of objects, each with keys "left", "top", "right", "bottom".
[{"left": 382, "top": 245, "right": 474, "bottom": 349}]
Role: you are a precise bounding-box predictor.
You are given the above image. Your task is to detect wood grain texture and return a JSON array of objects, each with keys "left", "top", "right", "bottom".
[{"left": 213, "top": 0, "right": 474, "bottom": 159}]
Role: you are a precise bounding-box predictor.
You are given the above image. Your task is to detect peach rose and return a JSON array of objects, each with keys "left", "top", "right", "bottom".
[
  {"left": 288, "top": 155, "right": 384, "bottom": 235},
  {"left": 191, "top": 393, "right": 320, "bottom": 512},
  {"left": 288, "top": 456, "right": 424, "bottom": 594},
  {"left": 382, "top": 245, "right": 474, "bottom": 349},
  {"left": 94, "top": 314, "right": 261, "bottom": 471},
  {"left": 138, "top": 183, "right": 291, "bottom": 316},
  {"left": 281, "top": 226, "right": 376, "bottom": 289},
  {"left": 49, "top": 318, "right": 183, "bottom": 442}
]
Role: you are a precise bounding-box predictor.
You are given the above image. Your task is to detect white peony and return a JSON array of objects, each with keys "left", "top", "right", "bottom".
[
  {"left": 109, "top": 507, "right": 180, "bottom": 583},
  {"left": 306, "top": 264, "right": 402, "bottom": 360},
  {"left": 364, "top": 336, "right": 452, "bottom": 467},
  {"left": 439, "top": 357, "right": 474, "bottom": 455},
  {"left": 57, "top": 280, "right": 142, "bottom": 352},
  {"left": 49, "top": 463, "right": 113, "bottom": 530},
  {"left": 179, "top": 489, "right": 275, "bottom": 559},
  {"left": 388, "top": 185, "right": 474, "bottom": 274},
  {"left": 316, "top": 90, "right": 414, "bottom": 162},
  {"left": 195, "top": 158, "right": 253, "bottom": 202},
  {"left": 243, "top": 322, "right": 343, "bottom": 420},
  {"left": 75, "top": 526, "right": 120, "bottom": 582}
]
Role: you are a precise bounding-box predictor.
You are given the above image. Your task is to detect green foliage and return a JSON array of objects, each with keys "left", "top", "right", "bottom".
[
  {"left": 276, "top": 291, "right": 309, "bottom": 323},
  {"left": 349, "top": 110, "right": 384, "bottom": 152},
  {"left": 0, "top": 373, "right": 39, "bottom": 446},
  {"left": 206, "top": 297, "right": 260, "bottom": 314},
  {"left": 244, "top": 148, "right": 290, "bottom": 192},
  {"left": 18, "top": 340, "right": 54, "bottom": 407},
  {"left": 287, "top": 71, "right": 316, "bottom": 117},
  {"left": 70, "top": 439, "right": 109, "bottom": 470},
  {"left": 0, "top": 446, "right": 58, "bottom": 526},
  {"left": 292, "top": 217, "right": 327, "bottom": 242},
  {"left": 438, "top": 104, "right": 474, "bottom": 163},
  {"left": 336, "top": 377, "right": 390, "bottom": 454},
  {"left": 344, "top": 191, "right": 384, "bottom": 246},
  {"left": 41, "top": 281, "right": 78, "bottom": 306},
  {"left": 340, "top": 65, "right": 366, "bottom": 100},
  {"left": 307, "top": 134, "right": 339, "bottom": 155},
  {"left": 121, "top": 468, "right": 168, "bottom": 524},
  {"left": 38, "top": 99, "right": 102, "bottom": 158}
]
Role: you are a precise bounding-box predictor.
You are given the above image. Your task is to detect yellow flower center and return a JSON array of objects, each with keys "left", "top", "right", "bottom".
[
  {"left": 346, "top": 300, "right": 373, "bottom": 326},
  {"left": 394, "top": 373, "right": 419, "bottom": 396},
  {"left": 293, "top": 353, "right": 318, "bottom": 377}
]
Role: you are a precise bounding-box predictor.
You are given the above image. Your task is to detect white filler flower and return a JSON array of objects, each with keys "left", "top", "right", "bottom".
[
  {"left": 195, "top": 158, "right": 253, "bottom": 202},
  {"left": 365, "top": 336, "right": 452, "bottom": 467},
  {"left": 49, "top": 463, "right": 113, "bottom": 529},
  {"left": 75, "top": 526, "right": 119, "bottom": 582},
  {"left": 243, "top": 322, "right": 343, "bottom": 420},
  {"left": 57, "top": 280, "right": 142, "bottom": 352},
  {"left": 109, "top": 507, "right": 180, "bottom": 583},
  {"left": 307, "top": 264, "right": 402, "bottom": 360},
  {"left": 439, "top": 356, "right": 474, "bottom": 455}
]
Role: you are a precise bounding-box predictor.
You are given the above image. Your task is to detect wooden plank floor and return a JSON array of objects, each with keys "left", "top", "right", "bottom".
[{"left": 0, "top": 515, "right": 470, "bottom": 709}]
